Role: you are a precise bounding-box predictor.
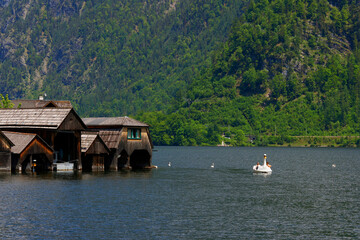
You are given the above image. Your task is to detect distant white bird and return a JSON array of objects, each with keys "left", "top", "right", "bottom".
[
  {"left": 168, "top": 162, "right": 171, "bottom": 167},
  {"left": 332, "top": 164, "right": 336, "bottom": 168},
  {"left": 211, "top": 163, "right": 215, "bottom": 168}
]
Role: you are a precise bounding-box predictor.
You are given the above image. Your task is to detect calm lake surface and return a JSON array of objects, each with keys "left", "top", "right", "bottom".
[{"left": 0, "top": 146, "right": 359, "bottom": 239}]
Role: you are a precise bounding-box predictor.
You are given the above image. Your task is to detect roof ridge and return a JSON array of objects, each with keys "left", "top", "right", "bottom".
[{"left": 2, "top": 131, "right": 37, "bottom": 136}]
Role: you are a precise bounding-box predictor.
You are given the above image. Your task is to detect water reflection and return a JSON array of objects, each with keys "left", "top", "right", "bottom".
[
  {"left": 0, "top": 169, "right": 154, "bottom": 182},
  {"left": 0, "top": 172, "right": 11, "bottom": 181},
  {"left": 253, "top": 172, "right": 272, "bottom": 177}
]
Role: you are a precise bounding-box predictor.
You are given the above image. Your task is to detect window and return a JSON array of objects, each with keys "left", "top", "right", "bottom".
[{"left": 127, "top": 128, "right": 141, "bottom": 139}]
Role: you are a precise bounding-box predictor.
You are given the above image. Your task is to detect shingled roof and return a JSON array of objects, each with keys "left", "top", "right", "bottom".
[
  {"left": 81, "top": 133, "right": 98, "bottom": 152},
  {"left": 11, "top": 100, "right": 73, "bottom": 108},
  {"left": 81, "top": 132, "right": 110, "bottom": 153},
  {"left": 0, "top": 130, "right": 14, "bottom": 147},
  {"left": 83, "top": 117, "right": 149, "bottom": 128},
  {"left": 2, "top": 131, "right": 53, "bottom": 154},
  {"left": 0, "top": 108, "right": 86, "bottom": 130},
  {"left": 98, "top": 130, "right": 123, "bottom": 149}
]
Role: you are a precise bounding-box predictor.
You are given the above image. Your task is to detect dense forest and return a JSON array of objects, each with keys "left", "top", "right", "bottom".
[
  {"left": 1, "top": 0, "right": 360, "bottom": 146},
  {"left": 139, "top": 0, "right": 360, "bottom": 147}
]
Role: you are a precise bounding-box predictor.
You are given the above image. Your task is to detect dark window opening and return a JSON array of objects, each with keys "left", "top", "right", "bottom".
[{"left": 127, "top": 128, "right": 141, "bottom": 139}]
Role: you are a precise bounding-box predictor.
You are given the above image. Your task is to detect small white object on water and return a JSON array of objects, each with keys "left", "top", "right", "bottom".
[
  {"left": 168, "top": 162, "right": 171, "bottom": 167},
  {"left": 332, "top": 164, "right": 336, "bottom": 168},
  {"left": 211, "top": 163, "right": 215, "bottom": 168},
  {"left": 252, "top": 153, "right": 272, "bottom": 173}
]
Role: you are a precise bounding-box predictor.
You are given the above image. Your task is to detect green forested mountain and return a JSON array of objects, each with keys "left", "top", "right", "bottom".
[
  {"left": 138, "top": 0, "right": 360, "bottom": 146},
  {"left": 1, "top": 0, "right": 360, "bottom": 146},
  {"left": 0, "top": 0, "right": 245, "bottom": 115}
]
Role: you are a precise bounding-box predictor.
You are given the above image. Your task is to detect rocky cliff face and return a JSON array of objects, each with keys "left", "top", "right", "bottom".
[{"left": 0, "top": 0, "right": 85, "bottom": 97}]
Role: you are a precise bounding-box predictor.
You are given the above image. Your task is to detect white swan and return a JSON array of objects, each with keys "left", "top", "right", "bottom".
[
  {"left": 211, "top": 163, "right": 215, "bottom": 168},
  {"left": 253, "top": 154, "right": 272, "bottom": 173},
  {"left": 168, "top": 162, "right": 171, "bottom": 167}
]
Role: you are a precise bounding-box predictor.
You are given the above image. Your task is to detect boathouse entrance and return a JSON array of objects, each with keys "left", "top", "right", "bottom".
[
  {"left": 82, "top": 155, "right": 106, "bottom": 171},
  {"left": 20, "top": 153, "right": 52, "bottom": 173},
  {"left": 54, "top": 132, "right": 79, "bottom": 162},
  {"left": 2, "top": 131, "right": 54, "bottom": 172},
  {"left": 118, "top": 150, "right": 129, "bottom": 169},
  {"left": 130, "top": 150, "right": 151, "bottom": 169}
]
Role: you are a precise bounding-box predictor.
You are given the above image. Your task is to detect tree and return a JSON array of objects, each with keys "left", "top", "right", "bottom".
[{"left": 0, "top": 94, "right": 13, "bottom": 108}]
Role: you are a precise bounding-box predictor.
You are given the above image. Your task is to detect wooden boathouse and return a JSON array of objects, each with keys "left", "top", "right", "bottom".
[
  {"left": 0, "top": 108, "right": 86, "bottom": 170},
  {"left": 82, "top": 117, "right": 153, "bottom": 170},
  {"left": 0, "top": 130, "right": 14, "bottom": 171},
  {"left": 81, "top": 132, "right": 110, "bottom": 171},
  {"left": 2, "top": 131, "right": 53, "bottom": 172}
]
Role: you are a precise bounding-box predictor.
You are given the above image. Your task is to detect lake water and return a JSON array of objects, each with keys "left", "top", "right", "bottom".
[{"left": 0, "top": 146, "right": 359, "bottom": 239}]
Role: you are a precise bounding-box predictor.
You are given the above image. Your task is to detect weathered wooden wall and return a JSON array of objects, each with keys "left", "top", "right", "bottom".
[
  {"left": 19, "top": 138, "right": 53, "bottom": 164},
  {"left": 0, "top": 134, "right": 12, "bottom": 171},
  {"left": 0, "top": 152, "right": 11, "bottom": 171},
  {"left": 119, "top": 127, "right": 152, "bottom": 156},
  {"left": 82, "top": 116, "right": 153, "bottom": 170},
  {"left": 81, "top": 134, "right": 109, "bottom": 171},
  {"left": 86, "top": 139, "right": 109, "bottom": 155},
  {"left": 115, "top": 127, "right": 152, "bottom": 169}
]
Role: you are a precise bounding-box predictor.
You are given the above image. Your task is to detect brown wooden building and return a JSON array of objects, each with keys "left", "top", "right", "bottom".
[
  {"left": 81, "top": 132, "right": 110, "bottom": 171},
  {"left": 3, "top": 131, "right": 53, "bottom": 172},
  {"left": 83, "top": 117, "right": 153, "bottom": 170},
  {"left": 0, "top": 130, "right": 14, "bottom": 171},
  {"left": 0, "top": 108, "right": 86, "bottom": 170}
]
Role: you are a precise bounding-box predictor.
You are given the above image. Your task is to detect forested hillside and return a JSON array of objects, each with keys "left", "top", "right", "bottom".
[
  {"left": 137, "top": 0, "right": 360, "bottom": 146},
  {"left": 0, "top": 0, "right": 246, "bottom": 115},
  {"left": 1, "top": 0, "right": 360, "bottom": 146}
]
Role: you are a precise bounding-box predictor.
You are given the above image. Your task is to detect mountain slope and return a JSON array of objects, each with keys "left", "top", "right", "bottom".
[
  {"left": 138, "top": 0, "right": 360, "bottom": 146},
  {"left": 1, "top": 0, "right": 360, "bottom": 146},
  {"left": 0, "top": 0, "right": 247, "bottom": 116}
]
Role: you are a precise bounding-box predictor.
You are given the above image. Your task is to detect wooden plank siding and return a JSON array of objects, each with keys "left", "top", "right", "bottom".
[
  {"left": 120, "top": 127, "right": 152, "bottom": 158},
  {"left": 83, "top": 117, "right": 153, "bottom": 170},
  {"left": 81, "top": 132, "right": 110, "bottom": 171},
  {"left": 97, "top": 130, "right": 122, "bottom": 170},
  {"left": 0, "top": 108, "right": 86, "bottom": 170},
  {"left": 0, "top": 131, "right": 14, "bottom": 171},
  {"left": 0, "top": 102, "right": 154, "bottom": 171},
  {"left": 119, "top": 126, "right": 153, "bottom": 169},
  {"left": 3, "top": 131, "right": 53, "bottom": 172}
]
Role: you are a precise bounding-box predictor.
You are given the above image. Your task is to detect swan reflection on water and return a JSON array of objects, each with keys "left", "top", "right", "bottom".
[{"left": 253, "top": 172, "right": 272, "bottom": 177}]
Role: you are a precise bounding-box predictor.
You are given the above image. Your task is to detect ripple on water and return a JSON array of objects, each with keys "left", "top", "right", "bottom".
[{"left": 0, "top": 146, "right": 359, "bottom": 239}]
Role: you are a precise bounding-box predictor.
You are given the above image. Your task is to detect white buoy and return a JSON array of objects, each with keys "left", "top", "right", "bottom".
[
  {"left": 211, "top": 163, "right": 215, "bottom": 168},
  {"left": 168, "top": 162, "right": 171, "bottom": 167}
]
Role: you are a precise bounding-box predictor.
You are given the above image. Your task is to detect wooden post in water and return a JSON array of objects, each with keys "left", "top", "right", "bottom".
[
  {"left": 76, "top": 131, "right": 82, "bottom": 170},
  {"left": 126, "top": 155, "right": 131, "bottom": 170},
  {"left": 29, "top": 154, "right": 33, "bottom": 173}
]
